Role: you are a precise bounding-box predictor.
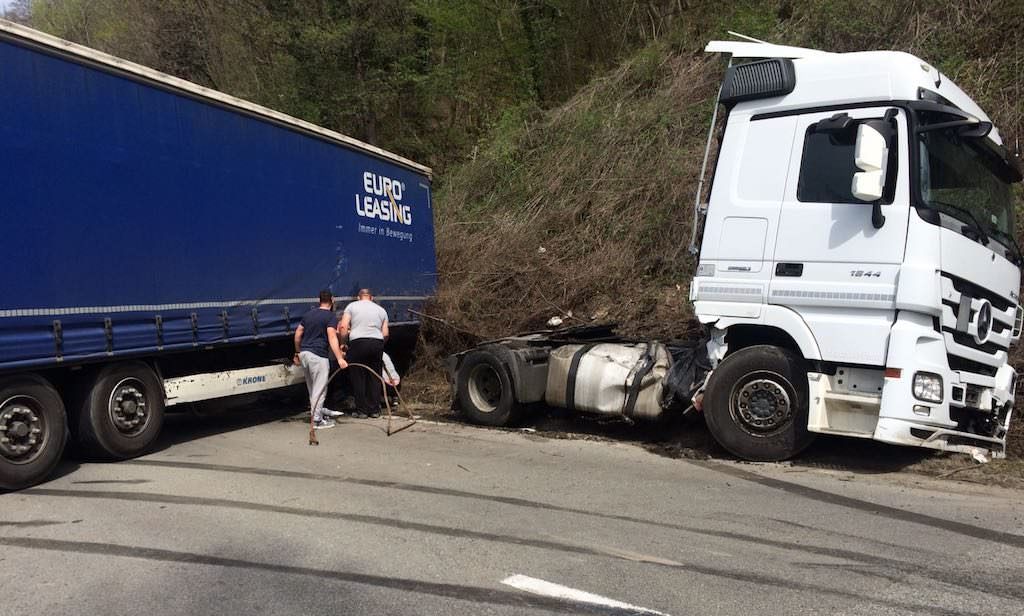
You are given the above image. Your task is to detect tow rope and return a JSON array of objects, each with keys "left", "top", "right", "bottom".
[{"left": 308, "top": 362, "right": 417, "bottom": 445}]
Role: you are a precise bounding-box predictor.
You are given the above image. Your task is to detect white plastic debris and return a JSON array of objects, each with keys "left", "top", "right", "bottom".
[
  {"left": 547, "top": 316, "right": 563, "bottom": 327},
  {"left": 538, "top": 246, "right": 547, "bottom": 254},
  {"left": 970, "top": 449, "right": 990, "bottom": 464}
]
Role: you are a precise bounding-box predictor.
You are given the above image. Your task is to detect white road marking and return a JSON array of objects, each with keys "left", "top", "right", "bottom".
[{"left": 501, "top": 574, "right": 672, "bottom": 615}]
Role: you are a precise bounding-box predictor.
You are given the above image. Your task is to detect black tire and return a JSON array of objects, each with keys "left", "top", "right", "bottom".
[
  {"left": 455, "top": 349, "right": 521, "bottom": 426},
  {"left": 0, "top": 375, "right": 67, "bottom": 491},
  {"left": 73, "top": 362, "right": 164, "bottom": 459},
  {"left": 704, "top": 345, "right": 815, "bottom": 461}
]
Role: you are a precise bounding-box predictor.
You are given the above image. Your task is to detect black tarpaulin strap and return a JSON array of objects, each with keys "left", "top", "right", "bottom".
[
  {"left": 565, "top": 343, "right": 599, "bottom": 412},
  {"left": 622, "top": 343, "right": 658, "bottom": 419}
]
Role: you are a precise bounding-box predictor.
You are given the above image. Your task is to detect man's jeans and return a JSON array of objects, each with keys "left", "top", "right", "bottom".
[{"left": 300, "top": 351, "right": 330, "bottom": 422}]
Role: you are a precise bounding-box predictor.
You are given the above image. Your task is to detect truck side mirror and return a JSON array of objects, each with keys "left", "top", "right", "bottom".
[
  {"left": 851, "top": 122, "right": 889, "bottom": 202},
  {"left": 852, "top": 116, "right": 896, "bottom": 229}
]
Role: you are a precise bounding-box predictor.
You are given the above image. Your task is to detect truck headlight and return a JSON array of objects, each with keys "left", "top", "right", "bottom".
[{"left": 912, "top": 372, "right": 943, "bottom": 403}]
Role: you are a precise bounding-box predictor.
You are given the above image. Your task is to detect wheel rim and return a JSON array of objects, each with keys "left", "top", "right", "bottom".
[
  {"left": 728, "top": 371, "right": 794, "bottom": 437},
  {"left": 0, "top": 395, "right": 47, "bottom": 464},
  {"left": 467, "top": 364, "right": 503, "bottom": 413},
  {"left": 108, "top": 378, "right": 151, "bottom": 437}
]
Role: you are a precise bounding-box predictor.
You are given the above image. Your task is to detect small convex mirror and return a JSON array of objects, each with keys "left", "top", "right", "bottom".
[{"left": 851, "top": 122, "right": 889, "bottom": 202}]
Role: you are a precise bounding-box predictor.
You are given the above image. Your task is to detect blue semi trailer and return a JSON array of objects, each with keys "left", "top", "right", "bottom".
[{"left": 0, "top": 20, "right": 436, "bottom": 489}]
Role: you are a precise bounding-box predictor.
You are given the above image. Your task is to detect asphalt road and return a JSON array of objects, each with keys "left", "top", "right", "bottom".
[{"left": 3, "top": 402, "right": 1024, "bottom": 616}]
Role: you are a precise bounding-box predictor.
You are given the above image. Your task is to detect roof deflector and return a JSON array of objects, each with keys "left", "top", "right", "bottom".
[{"left": 704, "top": 40, "right": 831, "bottom": 59}]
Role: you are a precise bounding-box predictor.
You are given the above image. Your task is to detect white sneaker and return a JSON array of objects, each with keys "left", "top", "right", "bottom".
[
  {"left": 322, "top": 408, "right": 345, "bottom": 418},
  {"left": 313, "top": 418, "right": 336, "bottom": 430}
]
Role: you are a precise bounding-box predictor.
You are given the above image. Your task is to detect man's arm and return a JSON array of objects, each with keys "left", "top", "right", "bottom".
[
  {"left": 382, "top": 352, "right": 399, "bottom": 386},
  {"left": 339, "top": 312, "right": 351, "bottom": 341},
  {"left": 293, "top": 324, "right": 304, "bottom": 366},
  {"left": 381, "top": 319, "right": 389, "bottom": 341},
  {"left": 328, "top": 327, "right": 348, "bottom": 369}
]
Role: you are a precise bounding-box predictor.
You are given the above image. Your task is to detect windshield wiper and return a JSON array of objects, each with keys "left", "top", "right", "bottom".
[
  {"left": 985, "top": 225, "right": 1024, "bottom": 266},
  {"left": 926, "top": 200, "right": 989, "bottom": 245}
]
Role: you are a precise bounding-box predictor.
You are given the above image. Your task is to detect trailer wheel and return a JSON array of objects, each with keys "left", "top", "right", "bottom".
[
  {"left": 74, "top": 362, "right": 164, "bottom": 459},
  {"left": 704, "top": 345, "right": 814, "bottom": 461},
  {"left": 455, "top": 350, "right": 521, "bottom": 426},
  {"left": 0, "top": 376, "right": 67, "bottom": 491}
]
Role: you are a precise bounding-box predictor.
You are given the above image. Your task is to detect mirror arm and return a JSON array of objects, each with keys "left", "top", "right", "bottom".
[
  {"left": 869, "top": 109, "right": 896, "bottom": 230},
  {"left": 916, "top": 119, "right": 991, "bottom": 137},
  {"left": 871, "top": 202, "right": 886, "bottom": 229}
]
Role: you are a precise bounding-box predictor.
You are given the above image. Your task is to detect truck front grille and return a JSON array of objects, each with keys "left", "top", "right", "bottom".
[
  {"left": 940, "top": 273, "right": 1015, "bottom": 381},
  {"left": 946, "top": 355, "right": 998, "bottom": 378}
]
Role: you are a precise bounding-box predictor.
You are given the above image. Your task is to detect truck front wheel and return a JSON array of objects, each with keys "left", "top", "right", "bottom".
[
  {"left": 73, "top": 362, "right": 165, "bottom": 459},
  {"left": 0, "top": 376, "right": 67, "bottom": 491},
  {"left": 704, "top": 345, "right": 815, "bottom": 461},
  {"left": 455, "top": 349, "right": 521, "bottom": 426}
]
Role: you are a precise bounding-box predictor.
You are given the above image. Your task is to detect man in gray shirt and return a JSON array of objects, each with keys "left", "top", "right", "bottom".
[{"left": 340, "top": 288, "right": 389, "bottom": 418}]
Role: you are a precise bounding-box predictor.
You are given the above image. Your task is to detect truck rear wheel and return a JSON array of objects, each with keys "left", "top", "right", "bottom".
[
  {"left": 0, "top": 376, "right": 67, "bottom": 491},
  {"left": 73, "top": 362, "right": 164, "bottom": 459},
  {"left": 456, "top": 349, "right": 521, "bottom": 426},
  {"left": 704, "top": 345, "right": 814, "bottom": 461}
]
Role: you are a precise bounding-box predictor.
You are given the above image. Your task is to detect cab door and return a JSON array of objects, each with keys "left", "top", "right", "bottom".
[{"left": 770, "top": 107, "right": 910, "bottom": 366}]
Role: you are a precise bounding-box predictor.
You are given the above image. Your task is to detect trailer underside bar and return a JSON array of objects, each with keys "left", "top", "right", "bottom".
[{"left": 164, "top": 364, "right": 305, "bottom": 407}]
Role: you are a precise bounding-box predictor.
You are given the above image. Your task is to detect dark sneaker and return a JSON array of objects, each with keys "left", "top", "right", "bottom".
[
  {"left": 369, "top": 412, "right": 381, "bottom": 419},
  {"left": 314, "top": 418, "right": 336, "bottom": 430},
  {"left": 351, "top": 412, "right": 367, "bottom": 419}
]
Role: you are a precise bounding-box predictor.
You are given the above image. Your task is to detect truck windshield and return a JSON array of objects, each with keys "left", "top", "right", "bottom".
[{"left": 917, "top": 122, "right": 1015, "bottom": 238}]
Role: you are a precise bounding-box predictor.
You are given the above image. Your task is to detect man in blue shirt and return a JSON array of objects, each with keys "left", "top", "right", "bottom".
[{"left": 294, "top": 290, "right": 348, "bottom": 429}]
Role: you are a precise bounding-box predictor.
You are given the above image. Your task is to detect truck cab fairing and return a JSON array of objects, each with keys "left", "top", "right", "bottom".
[{"left": 692, "top": 41, "right": 1022, "bottom": 458}]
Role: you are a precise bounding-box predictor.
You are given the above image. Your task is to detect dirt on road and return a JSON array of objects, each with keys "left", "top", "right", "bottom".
[{"left": 397, "top": 370, "right": 1024, "bottom": 491}]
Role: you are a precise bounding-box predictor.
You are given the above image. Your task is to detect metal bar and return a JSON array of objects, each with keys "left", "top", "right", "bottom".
[
  {"left": 52, "top": 320, "right": 63, "bottom": 362},
  {"left": 689, "top": 57, "right": 732, "bottom": 255},
  {"left": 104, "top": 318, "right": 113, "bottom": 355}
]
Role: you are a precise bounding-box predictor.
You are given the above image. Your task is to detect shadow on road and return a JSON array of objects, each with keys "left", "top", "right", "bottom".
[
  {"left": 438, "top": 404, "right": 937, "bottom": 475},
  {"left": 147, "top": 388, "right": 307, "bottom": 454},
  {"left": 790, "top": 435, "right": 934, "bottom": 473}
]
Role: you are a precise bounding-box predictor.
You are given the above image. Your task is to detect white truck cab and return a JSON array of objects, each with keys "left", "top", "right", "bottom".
[{"left": 691, "top": 41, "right": 1022, "bottom": 460}]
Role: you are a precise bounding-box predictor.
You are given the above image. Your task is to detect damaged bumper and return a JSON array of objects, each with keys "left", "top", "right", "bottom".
[
  {"left": 874, "top": 416, "right": 1010, "bottom": 460},
  {"left": 873, "top": 312, "right": 1016, "bottom": 460}
]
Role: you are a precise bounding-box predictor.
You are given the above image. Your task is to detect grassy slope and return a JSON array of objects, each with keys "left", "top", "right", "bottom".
[
  {"left": 434, "top": 46, "right": 716, "bottom": 340},
  {"left": 422, "top": 0, "right": 1024, "bottom": 466}
]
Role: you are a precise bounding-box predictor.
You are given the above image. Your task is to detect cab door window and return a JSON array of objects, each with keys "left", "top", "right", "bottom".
[{"left": 796, "top": 116, "right": 897, "bottom": 204}]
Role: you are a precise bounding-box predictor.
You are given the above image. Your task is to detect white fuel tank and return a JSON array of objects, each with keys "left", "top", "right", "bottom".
[{"left": 545, "top": 343, "right": 670, "bottom": 420}]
